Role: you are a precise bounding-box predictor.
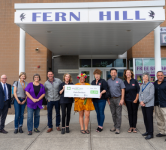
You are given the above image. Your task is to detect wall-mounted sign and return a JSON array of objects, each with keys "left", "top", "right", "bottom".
[
  {"left": 58, "top": 69, "right": 79, "bottom": 74},
  {"left": 15, "top": 7, "right": 165, "bottom": 23},
  {"left": 160, "top": 27, "right": 166, "bottom": 46}
]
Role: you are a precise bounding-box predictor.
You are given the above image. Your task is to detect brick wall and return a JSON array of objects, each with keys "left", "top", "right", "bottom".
[{"left": 127, "top": 1, "right": 166, "bottom": 60}]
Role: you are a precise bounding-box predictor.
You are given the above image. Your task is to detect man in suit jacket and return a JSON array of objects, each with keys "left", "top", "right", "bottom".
[{"left": 0, "top": 74, "right": 11, "bottom": 134}]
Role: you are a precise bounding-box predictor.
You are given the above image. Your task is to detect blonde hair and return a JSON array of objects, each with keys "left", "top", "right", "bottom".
[
  {"left": 63, "top": 73, "right": 73, "bottom": 83},
  {"left": 19, "top": 72, "right": 27, "bottom": 79}
]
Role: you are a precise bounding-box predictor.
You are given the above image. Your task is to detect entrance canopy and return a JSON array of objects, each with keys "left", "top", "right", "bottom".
[{"left": 14, "top": 1, "right": 165, "bottom": 55}]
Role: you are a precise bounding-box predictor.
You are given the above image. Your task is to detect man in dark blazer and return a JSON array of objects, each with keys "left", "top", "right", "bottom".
[{"left": 0, "top": 74, "right": 11, "bottom": 134}]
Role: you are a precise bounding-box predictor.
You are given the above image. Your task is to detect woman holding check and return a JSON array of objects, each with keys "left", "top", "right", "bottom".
[
  {"left": 139, "top": 72, "right": 154, "bottom": 140},
  {"left": 25, "top": 74, "right": 45, "bottom": 135},
  {"left": 59, "top": 73, "right": 74, "bottom": 134},
  {"left": 74, "top": 73, "right": 95, "bottom": 134},
  {"left": 91, "top": 69, "right": 107, "bottom": 132}
]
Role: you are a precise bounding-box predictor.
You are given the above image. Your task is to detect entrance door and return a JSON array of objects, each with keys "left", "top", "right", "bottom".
[
  {"left": 79, "top": 69, "right": 92, "bottom": 84},
  {"left": 79, "top": 68, "right": 125, "bottom": 84},
  {"left": 105, "top": 69, "right": 125, "bottom": 81}
]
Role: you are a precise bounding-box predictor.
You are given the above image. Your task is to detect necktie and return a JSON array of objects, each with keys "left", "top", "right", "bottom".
[{"left": 3, "top": 84, "right": 7, "bottom": 101}]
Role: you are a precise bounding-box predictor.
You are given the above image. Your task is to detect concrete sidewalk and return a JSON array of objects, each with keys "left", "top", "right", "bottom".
[{"left": 0, "top": 104, "right": 166, "bottom": 150}]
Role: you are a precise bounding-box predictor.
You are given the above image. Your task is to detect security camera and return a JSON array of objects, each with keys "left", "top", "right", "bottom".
[{"left": 35, "top": 48, "right": 39, "bottom": 52}]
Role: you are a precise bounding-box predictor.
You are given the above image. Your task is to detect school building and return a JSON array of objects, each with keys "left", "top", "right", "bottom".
[{"left": 0, "top": 0, "right": 166, "bottom": 84}]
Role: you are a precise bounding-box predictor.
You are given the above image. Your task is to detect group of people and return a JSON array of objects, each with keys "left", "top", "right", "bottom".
[{"left": 0, "top": 69, "right": 166, "bottom": 141}]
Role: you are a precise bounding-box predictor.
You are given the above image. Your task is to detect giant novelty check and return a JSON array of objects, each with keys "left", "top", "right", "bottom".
[{"left": 64, "top": 85, "right": 100, "bottom": 98}]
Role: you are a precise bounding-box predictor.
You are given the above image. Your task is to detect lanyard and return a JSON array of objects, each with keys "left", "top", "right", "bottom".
[{"left": 142, "top": 82, "right": 150, "bottom": 92}]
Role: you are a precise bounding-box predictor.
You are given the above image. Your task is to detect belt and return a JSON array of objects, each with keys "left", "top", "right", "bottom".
[
  {"left": 18, "top": 97, "right": 25, "bottom": 99},
  {"left": 112, "top": 96, "right": 120, "bottom": 99}
]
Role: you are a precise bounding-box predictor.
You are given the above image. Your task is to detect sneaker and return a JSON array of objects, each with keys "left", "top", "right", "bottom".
[
  {"left": 156, "top": 133, "right": 165, "bottom": 137},
  {"left": 34, "top": 128, "right": 40, "bottom": 133},
  {"left": 28, "top": 131, "right": 32, "bottom": 135},
  {"left": 115, "top": 129, "right": 120, "bottom": 134},
  {"left": 66, "top": 127, "right": 70, "bottom": 133},
  {"left": 110, "top": 127, "right": 116, "bottom": 132},
  {"left": 14, "top": 129, "right": 18, "bottom": 134},
  {"left": 61, "top": 128, "right": 65, "bottom": 134},
  {"left": 19, "top": 126, "right": 23, "bottom": 133}
]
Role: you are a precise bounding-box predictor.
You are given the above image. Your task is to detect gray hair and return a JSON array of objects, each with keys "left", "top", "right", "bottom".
[
  {"left": 142, "top": 72, "right": 150, "bottom": 81},
  {"left": 1, "top": 74, "right": 7, "bottom": 78}
]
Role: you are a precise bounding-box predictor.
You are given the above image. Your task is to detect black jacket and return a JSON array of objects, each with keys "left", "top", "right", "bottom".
[
  {"left": 91, "top": 78, "right": 108, "bottom": 100},
  {"left": 0, "top": 83, "right": 11, "bottom": 109},
  {"left": 59, "top": 82, "right": 74, "bottom": 104},
  {"left": 154, "top": 79, "right": 166, "bottom": 107}
]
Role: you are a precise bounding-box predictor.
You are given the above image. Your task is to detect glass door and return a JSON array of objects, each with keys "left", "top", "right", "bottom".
[
  {"left": 105, "top": 69, "right": 125, "bottom": 81},
  {"left": 79, "top": 69, "right": 92, "bottom": 84},
  {"left": 92, "top": 69, "right": 105, "bottom": 81}
]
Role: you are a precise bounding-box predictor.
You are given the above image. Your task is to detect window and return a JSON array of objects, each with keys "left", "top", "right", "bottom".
[
  {"left": 80, "top": 59, "right": 91, "bottom": 67},
  {"left": 92, "top": 59, "right": 126, "bottom": 67}
]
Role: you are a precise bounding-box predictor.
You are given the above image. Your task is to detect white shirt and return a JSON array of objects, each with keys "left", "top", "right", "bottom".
[{"left": 1, "top": 82, "right": 8, "bottom": 100}]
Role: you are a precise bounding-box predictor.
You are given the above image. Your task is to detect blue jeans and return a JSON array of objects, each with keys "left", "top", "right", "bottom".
[
  {"left": 14, "top": 98, "right": 26, "bottom": 129},
  {"left": 27, "top": 106, "right": 40, "bottom": 131},
  {"left": 47, "top": 100, "right": 60, "bottom": 128},
  {"left": 93, "top": 99, "right": 106, "bottom": 127}
]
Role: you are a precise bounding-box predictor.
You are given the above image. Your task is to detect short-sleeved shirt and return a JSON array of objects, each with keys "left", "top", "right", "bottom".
[
  {"left": 13, "top": 81, "right": 28, "bottom": 98},
  {"left": 25, "top": 82, "right": 45, "bottom": 109},
  {"left": 124, "top": 79, "right": 140, "bottom": 102},
  {"left": 91, "top": 78, "right": 108, "bottom": 100},
  {"left": 107, "top": 77, "right": 125, "bottom": 98}
]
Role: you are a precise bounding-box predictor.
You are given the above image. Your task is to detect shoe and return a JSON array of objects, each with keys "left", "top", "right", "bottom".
[
  {"left": 96, "top": 127, "right": 100, "bottom": 132},
  {"left": 47, "top": 128, "right": 53, "bottom": 133},
  {"left": 128, "top": 128, "right": 133, "bottom": 133},
  {"left": 28, "top": 131, "right": 32, "bottom": 135},
  {"left": 19, "top": 126, "right": 23, "bottom": 133},
  {"left": 115, "top": 129, "right": 120, "bottom": 134},
  {"left": 34, "top": 128, "right": 40, "bottom": 133},
  {"left": 110, "top": 127, "right": 116, "bottom": 132},
  {"left": 97, "top": 127, "right": 103, "bottom": 132},
  {"left": 145, "top": 135, "right": 154, "bottom": 140},
  {"left": 61, "top": 128, "right": 65, "bottom": 134},
  {"left": 66, "top": 127, "right": 70, "bottom": 133},
  {"left": 142, "top": 132, "right": 148, "bottom": 136},
  {"left": 85, "top": 130, "right": 90, "bottom": 134},
  {"left": 156, "top": 133, "right": 165, "bottom": 137},
  {"left": 0, "top": 129, "right": 8, "bottom": 134},
  {"left": 56, "top": 126, "right": 61, "bottom": 131},
  {"left": 14, "top": 129, "right": 18, "bottom": 134}
]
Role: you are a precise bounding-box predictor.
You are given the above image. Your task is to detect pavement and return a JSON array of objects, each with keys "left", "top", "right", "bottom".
[{"left": 0, "top": 104, "right": 166, "bottom": 150}]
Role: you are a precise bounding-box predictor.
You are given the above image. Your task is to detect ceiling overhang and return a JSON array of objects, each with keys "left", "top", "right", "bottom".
[{"left": 14, "top": 1, "right": 165, "bottom": 55}]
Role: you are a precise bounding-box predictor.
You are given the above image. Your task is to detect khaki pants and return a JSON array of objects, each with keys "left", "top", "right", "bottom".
[{"left": 155, "top": 106, "right": 166, "bottom": 135}]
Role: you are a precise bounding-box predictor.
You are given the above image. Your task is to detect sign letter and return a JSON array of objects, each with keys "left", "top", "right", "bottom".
[
  {"left": 99, "top": 11, "right": 111, "bottom": 21},
  {"left": 135, "top": 11, "right": 145, "bottom": 20},
  {"left": 55, "top": 12, "right": 66, "bottom": 21},
  {"left": 123, "top": 11, "right": 133, "bottom": 20},
  {"left": 43, "top": 12, "right": 52, "bottom": 22},
  {"left": 32, "top": 12, "right": 41, "bottom": 22},
  {"left": 70, "top": 12, "right": 80, "bottom": 21}
]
